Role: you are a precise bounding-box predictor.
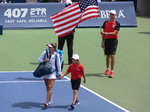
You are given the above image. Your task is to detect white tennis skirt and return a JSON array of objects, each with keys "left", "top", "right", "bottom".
[{"left": 42, "top": 71, "right": 56, "bottom": 79}]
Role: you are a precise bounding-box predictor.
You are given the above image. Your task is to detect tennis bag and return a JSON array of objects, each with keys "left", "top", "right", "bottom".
[{"left": 33, "top": 51, "right": 54, "bottom": 78}]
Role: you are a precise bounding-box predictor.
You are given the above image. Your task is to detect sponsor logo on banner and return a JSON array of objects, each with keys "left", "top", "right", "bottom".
[
  {"left": 4, "top": 8, "right": 48, "bottom": 24},
  {"left": 100, "top": 10, "right": 125, "bottom": 18},
  {"left": 0, "top": 2, "right": 137, "bottom": 29}
]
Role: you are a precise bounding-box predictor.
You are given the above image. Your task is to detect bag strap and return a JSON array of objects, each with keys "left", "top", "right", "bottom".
[
  {"left": 55, "top": 52, "right": 57, "bottom": 71},
  {"left": 45, "top": 49, "right": 57, "bottom": 70},
  {"left": 46, "top": 50, "right": 48, "bottom": 58},
  {"left": 45, "top": 50, "right": 51, "bottom": 59}
]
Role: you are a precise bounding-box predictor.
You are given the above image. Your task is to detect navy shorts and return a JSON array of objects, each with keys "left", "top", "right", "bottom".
[
  {"left": 104, "top": 39, "right": 118, "bottom": 55},
  {"left": 71, "top": 78, "right": 81, "bottom": 90}
]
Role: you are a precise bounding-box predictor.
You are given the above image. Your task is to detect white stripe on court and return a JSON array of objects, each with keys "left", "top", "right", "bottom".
[
  {"left": 0, "top": 80, "right": 68, "bottom": 84},
  {"left": 0, "top": 80, "right": 44, "bottom": 83},
  {"left": 0, "top": 71, "right": 34, "bottom": 73},
  {"left": 64, "top": 76, "right": 130, "bottom": 112}
]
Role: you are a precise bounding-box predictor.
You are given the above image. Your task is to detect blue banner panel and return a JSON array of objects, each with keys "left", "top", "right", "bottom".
[
  {"left": 79, "top": 2, "right": 137, "bottom": 27},
  {"left": 0, "top": 3, "right": 65, "bottom": 29},
  {"left": 0, "top": 2, "right": 137, "bottom": 29}
]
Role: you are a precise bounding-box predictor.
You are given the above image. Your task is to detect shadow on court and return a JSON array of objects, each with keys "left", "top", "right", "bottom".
[
  {"left": 12, "top": 102, "right": 69, "bottom": 110},
  {"left": 16, "top": 77, "right": 43, "bottom": 81},
  {"left": 138, "top": 32, "right": 150, "bottom": 35},
  {"left": 86, "top": 73, "right": 108, "bottom": 77},
  {"left": 30, "top": 62, "right": 40, "bottom": 65},
  {"left": 12, "top": 102, "right": 43, "bottom": 109}
]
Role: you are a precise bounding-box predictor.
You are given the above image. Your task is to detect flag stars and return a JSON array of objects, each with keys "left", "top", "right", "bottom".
[
  {"left": 79, "top": 0, "right": 98, "bottom": 12},
  {"left": 50, "top": 0, "right": 99, "bottom": 37}
]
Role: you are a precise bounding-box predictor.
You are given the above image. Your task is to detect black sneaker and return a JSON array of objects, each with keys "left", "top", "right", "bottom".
[
  {"left": 75, "top": 100, "right": 80, "bottom": 106},
  {"left": 70, "top": 103, "right": 75, "bottom": 110}
]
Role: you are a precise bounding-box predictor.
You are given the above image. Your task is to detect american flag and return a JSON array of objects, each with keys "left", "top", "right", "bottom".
[{"left": 50, "top": 0, "right": 100, "bottom": 38}]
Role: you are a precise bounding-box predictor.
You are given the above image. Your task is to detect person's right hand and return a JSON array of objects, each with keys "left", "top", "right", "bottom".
[
  {"left": 44, "top": 58, "right": 50, "bottom": 62},
  {"left": 101, "top": 44, "right": 105, "bottom": 48}
]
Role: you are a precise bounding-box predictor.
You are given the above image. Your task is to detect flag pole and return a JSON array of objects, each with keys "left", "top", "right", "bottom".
[{"left": 98, "top": 7, "right": 105, "bottom": 56}]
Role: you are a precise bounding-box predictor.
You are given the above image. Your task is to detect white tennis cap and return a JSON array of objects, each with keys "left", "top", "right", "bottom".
[
  {"left": 72, "top": 54, "right": 79, "bottom": 60},
  {"left": 46, "top": 43, "right": 56, "bottom": 48},
  {"left": 109, "top": 10, "right": 116, "bottom": 15}
]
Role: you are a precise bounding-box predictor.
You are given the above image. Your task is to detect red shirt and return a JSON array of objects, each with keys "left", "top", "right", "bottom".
[
  {"left": 102, "top": 20, "right": 120, "bottom": 39},
  {"left": 67, "top": 63, "right": 84, "bottom": 80}
]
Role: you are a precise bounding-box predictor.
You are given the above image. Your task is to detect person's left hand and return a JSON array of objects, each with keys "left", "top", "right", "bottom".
[
  {"left": 58, "top": 76, "right": 62, "bottom": 79},
  {"left": 100, "top": 31, "right": 105, "bottom": 35}
]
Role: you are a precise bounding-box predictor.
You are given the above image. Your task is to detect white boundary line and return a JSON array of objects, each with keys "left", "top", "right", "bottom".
[
  {"left": 0, "top": 80, "right": 68, "bottom": 83},
  {"left": 0, "top": 71, "right": 68, "bottom": 83},
  {"left": 0, "top": 80, "right": 44, "bottom": 83},
  {"left": 0, "top": 71, "right": 34, "bottom": 73},
  {"left": 0, "top": 71, "right": 129, "bottom": 112},
  {"left": 64, "top": 76, "right": 130, "bottom": 112}
]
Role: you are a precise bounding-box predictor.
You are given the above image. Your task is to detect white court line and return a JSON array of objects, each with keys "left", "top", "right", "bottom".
[
  {"left": 64, "top": 76, "right": 130, "bottom": 112},
  {"left": 0, "top": 71, "right": 34, "bottom": 73},
  {"left": 0, "top": 71, "right": 68, "bottom": 83},
  {"left": 0, "top": 80, "right": 44, "bottom": 83},
  {"left": 0, "top": 71, "right": 129, "bottom": 112},
  {"left": 0, "top": 80, "right": 68, "bottom": 84}
]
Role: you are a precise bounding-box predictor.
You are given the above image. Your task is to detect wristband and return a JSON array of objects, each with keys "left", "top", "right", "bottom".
[{"left": 105, "top": 32, "right": 108, "bottom": 35}]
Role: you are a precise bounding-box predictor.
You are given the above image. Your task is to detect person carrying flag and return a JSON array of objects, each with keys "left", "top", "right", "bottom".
[
  {"left": 50, "top": 0, "right": 100, "bottom": 65},
  {"left": 58, "top": 0, "right": 75, "bottom": 65}
]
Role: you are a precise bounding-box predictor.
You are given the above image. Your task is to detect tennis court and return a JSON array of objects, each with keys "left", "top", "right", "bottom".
[
  {"left": 0, "top": 17, "right": 150, "bottom": 112},
  {"left": 0, "top": 71, "right": 129, "bottom": 112}
]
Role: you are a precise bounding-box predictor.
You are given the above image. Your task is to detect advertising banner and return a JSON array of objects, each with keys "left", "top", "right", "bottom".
[
  {"left": 0, "top": 3, "right": 65, "bottom": 29},
  {"left": 0, "top": 2, "right": 137, "bottom": 29},
  {"left": 79, "top": 2, "right": 137, "bottom": 27}
]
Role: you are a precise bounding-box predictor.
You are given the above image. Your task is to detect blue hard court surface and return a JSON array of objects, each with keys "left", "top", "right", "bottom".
[{"left": 0, "top": 72, "right": 129, "bottom": 112}]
